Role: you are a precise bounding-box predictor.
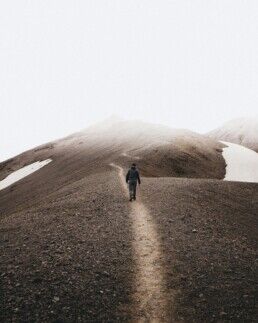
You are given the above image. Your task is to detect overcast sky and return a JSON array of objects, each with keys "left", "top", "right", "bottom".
[{"left": 1, "top": 1, "right": 258, "bottom": 161}]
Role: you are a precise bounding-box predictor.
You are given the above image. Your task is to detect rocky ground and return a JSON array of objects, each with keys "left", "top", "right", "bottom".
[
  {"left": 1, "top": 169, "right": 136, "bottom": 322},
  {"left": 1, "top": 168, "right": 257, "bottom": 322},
  {"left": 0, "top": 120, "right": 257, "bottom": 322},
  {"left": 140, "top": 177, "right": 258, "bottom": 322}
]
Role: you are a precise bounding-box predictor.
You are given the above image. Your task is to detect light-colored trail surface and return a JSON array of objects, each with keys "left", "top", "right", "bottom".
[
  {"left": 121, "top": 152, "right": 141, "bottom": 160},
  {"left": 110, "top": 163, "right": 171, "bottom": 322}
]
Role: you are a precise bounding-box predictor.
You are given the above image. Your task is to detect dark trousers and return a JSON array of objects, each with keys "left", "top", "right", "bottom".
[{"left": 128, "top": 180, "right": 137, "bottom": 199}]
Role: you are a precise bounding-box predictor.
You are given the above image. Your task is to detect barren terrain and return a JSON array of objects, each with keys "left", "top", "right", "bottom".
[{"left": 0, "top": 121, "right": 257, "bottom": 322}]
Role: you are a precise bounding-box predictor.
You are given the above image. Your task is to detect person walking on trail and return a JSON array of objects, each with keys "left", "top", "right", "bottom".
[{"left": 126, "top": 163, "right": 141, "bottom": 201}]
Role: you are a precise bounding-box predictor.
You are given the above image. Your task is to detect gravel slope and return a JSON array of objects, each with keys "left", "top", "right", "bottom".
[
  {"left": 0, "top": 168, "right": 136, "bottom": 322},
  {"left": 1, "top": 120, "right": 257, "bottom": 322},
  {"left": 1, "top": 169, "right": 257, "bottom": 322},
  {"left": 140, "top": 177, "right": 258, "bottom": 322}
]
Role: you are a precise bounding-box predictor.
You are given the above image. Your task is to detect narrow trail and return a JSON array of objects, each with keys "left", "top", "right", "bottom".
[
  {"left": 121, "top": 152, "right": 141, "bottom": 160},
  {"left": 110, "top": 163, "right": 170, "bottom": 321}
]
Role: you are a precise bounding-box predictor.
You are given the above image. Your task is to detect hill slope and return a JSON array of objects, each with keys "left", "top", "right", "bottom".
[
  {"left": 207, "top": 118, "right": 258, "bottom": 152},
  {"left": 0, "top": 120, "right": 257, "bottom": 322}
]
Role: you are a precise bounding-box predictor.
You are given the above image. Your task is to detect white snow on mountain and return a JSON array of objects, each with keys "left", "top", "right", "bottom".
[
  {"left": 0, "top": 159, "right": 52, "bottom": 191},
  {"left": 208, "top": 118, "right": 258, "bottom": 152},
  {"left": 221, "top": 141, "right": 258, "bottom": 183}
]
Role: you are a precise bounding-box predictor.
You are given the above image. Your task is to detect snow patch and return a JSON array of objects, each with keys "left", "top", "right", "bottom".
[
  {"left": 221, "top": 141, "right": 258, "bottom": 183},
  {"left": 0, "top": 159, "right": 52, "bottom": 191}
]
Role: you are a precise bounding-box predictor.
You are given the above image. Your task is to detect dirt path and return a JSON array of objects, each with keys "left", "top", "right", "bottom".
[
  {"left": 110, "top": 163, "right": 170, "bottom": 321},
  {"left": 121, "top": 152, "right": 141, "bottom": 160}
]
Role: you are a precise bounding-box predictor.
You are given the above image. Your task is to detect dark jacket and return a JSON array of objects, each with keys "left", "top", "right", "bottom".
[{"left": 126, "top": 167, "right": 141, "bottom": 184}]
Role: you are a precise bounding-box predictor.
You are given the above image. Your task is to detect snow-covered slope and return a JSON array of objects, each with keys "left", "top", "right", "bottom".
[
  {"left": 221, "top": 141, "right": 258, "bottom": 183},
  {"left": 208, "top": 118, "right": 258, "bottom": 152}
]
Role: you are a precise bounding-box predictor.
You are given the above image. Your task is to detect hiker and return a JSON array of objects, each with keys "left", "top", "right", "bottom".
[{"left": 126, "top": 163, "right": 141, "bottom": 201}]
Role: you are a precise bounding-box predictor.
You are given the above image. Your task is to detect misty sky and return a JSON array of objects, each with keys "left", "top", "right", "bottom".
[{"left": 1, "top": 1, "right": 258, "bottom": 161}]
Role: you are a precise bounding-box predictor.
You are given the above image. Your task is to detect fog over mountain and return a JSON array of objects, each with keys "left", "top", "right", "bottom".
[
  {"left": 208, "top": 117, "right": 258, "bottom": 152},
  {"left": 1, "top": 118, "right": 226, "bottom": 183},
  {"left": 1, "top": 0, "right": 258, "bottom": 321}
]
